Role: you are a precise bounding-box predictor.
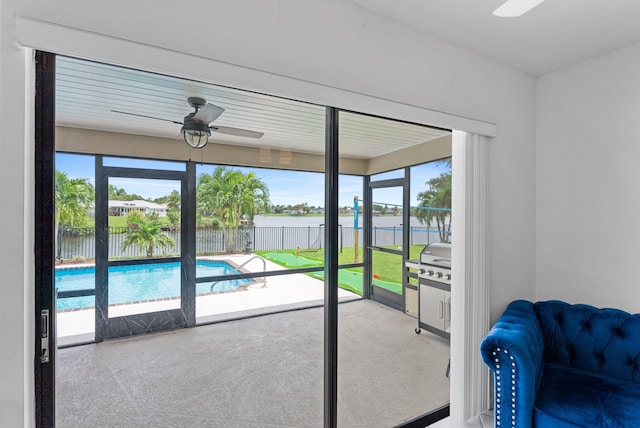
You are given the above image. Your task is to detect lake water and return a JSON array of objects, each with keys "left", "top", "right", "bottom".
[{"left": 253, "top": 215, "right": 429, "bottom": 228}]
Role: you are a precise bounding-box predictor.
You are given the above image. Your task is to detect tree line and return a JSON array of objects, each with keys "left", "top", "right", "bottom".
[
  {"left": 55, "top": 166, "right": 271, "bottom": 256},
  {"left": 55, "top": 161, "right": 452, "bottom": 257},
  {"left": 415, "top": 159, "right": 452, "bottom": 242}
]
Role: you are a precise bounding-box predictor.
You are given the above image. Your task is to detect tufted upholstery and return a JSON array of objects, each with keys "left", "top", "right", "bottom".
[
  {"left": 535, "top": 301, "right": 640, "bottom": 384},
  {"left": 481, "top": 300, "right": 640, "bottom": 428}
]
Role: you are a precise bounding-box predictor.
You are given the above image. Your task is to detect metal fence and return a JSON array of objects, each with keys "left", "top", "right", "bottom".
[{"left": 56, "top": 225, "right": 450, "bottom": 260}]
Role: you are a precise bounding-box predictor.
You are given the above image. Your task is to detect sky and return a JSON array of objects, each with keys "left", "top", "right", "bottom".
[{"left": 55, "top": 153, "right": 449, "bottom": 208}]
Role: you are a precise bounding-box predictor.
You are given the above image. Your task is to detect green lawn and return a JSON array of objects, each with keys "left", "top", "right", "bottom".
[{"left": 255, "top": 245, "right": 426, "bottom": 294}]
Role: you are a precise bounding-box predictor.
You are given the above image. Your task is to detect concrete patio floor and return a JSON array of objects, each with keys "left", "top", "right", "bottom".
[{"left": 56, "top": 299, "right": 450, "bottom": 428}]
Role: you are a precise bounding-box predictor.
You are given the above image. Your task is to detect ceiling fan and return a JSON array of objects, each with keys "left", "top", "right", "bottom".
[{"left": 111, "top": 97, "right": 264, "bottom": 149}]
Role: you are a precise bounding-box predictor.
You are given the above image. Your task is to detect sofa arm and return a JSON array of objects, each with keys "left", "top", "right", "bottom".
[{"left": 480, "top": 300, "right": 545, "bottom": 428}]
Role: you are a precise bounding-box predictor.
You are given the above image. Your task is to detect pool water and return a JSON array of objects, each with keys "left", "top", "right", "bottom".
[{"left": 55, "top": 260, "right": 250, "bottom": 310}]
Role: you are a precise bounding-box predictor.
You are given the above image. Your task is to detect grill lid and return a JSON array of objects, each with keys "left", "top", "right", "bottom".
[{"left": 420, "top": 242, "right": 451, "bottom": 267}]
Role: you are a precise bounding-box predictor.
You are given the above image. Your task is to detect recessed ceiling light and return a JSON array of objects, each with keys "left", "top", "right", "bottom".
[{"left": 493, "top": 0, "right": 545, "bottom": 17}]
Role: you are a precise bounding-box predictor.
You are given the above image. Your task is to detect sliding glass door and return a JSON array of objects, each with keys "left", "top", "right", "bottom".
[{"left": 36, "top": 51, "right": 452, "bottom": 428}]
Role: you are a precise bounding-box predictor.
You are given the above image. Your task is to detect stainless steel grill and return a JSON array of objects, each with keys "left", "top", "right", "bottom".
[
  {"left": 417, "top": 242, "right": 451, "bottom": 284},
  {"left": 405, "top": 243, "right": 452, "bottom": 339}
]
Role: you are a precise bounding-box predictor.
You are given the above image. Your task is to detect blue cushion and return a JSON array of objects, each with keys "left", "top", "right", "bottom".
[
  {"left": 535, "top": 301, "right": 640, "bottom": 384},
  {"left": 534, "top": 363, "right": 640, "bottom": 428}
]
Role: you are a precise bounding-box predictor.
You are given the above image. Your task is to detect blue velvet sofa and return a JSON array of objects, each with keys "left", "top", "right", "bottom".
[{"left": 480, "top": 300, "right": 640, "bottom": 428}]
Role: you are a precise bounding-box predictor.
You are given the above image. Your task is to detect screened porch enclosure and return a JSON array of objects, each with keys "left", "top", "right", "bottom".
[{"left": 46, "top": 54, "right": 454, "bottom": 428}]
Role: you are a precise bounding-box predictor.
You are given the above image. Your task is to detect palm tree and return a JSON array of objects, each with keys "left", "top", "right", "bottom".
[
  {"left": 55, "top": 171, "right": 95, "bottom": 227},
  {"left": 416, "top": 162, "right": 452, "bottom": 243},
  {"left": 120, "top": 213, "right": 175, "bottom": 258},
  {"left": 239, "top": 171, "right": 270, "bottom": 222},
  {"left": 55, "top": 171, "right": 95, "bottom": 257},
  {"left": 197, "top": 166, "right": 270, "bottom": 252}
]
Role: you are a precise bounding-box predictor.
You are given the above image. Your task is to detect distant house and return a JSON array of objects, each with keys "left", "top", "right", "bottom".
[{"left": 107, "top": 200, "right": 168, "bottom": 217}]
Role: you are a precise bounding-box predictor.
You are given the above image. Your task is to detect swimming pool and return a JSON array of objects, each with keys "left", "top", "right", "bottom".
[{"left": 55, "top": 260, "right": 251, "bottom": 311}]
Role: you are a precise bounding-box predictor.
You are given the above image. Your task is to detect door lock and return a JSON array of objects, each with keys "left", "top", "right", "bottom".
[{"left": 40, "top": 309, "right": 50, "bottom": 363}]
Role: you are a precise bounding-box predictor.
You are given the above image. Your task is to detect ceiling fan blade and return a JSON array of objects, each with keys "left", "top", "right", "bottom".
[
  {"left": 193, "top": 103, "right": 225, "bottom": 124},
  {"left": 210, "top": 126, "right": 264, "bottom": 139},
  {"left": 111, "top": 110, "right": 183, "bottom": 125}
]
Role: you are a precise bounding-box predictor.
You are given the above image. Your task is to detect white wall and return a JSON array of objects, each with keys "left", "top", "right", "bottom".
[
  {"left": 1, "top": 0, "right": 537, "bottom": 425},
  {"left": 536, "top": 42, "right": 640, "bottom": 313},
  {"left": 0, "top": 6, "right": 33, "bottom": 427}
]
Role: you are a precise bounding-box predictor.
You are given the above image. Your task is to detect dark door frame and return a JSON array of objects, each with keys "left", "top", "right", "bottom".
[
  {"left": 366, "top": 169, "right": 411, "bottom": 311},
  {"left": 34, "top": 50, "right": 56, "bottom": 428},
  {"left": 94, "top": 159, "right": 196, "bottom": 341}
]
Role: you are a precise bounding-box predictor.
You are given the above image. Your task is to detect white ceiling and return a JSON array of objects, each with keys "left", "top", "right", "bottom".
[
  {"left": 346, "top": 0, "right": 640, "bottom": 76},
  {"left": 56, "top": 57, "right": 449, "bottom": 160}
]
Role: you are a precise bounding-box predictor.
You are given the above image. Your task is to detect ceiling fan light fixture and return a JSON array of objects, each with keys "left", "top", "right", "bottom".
[
  {"left": 493, "top": 0, "right": 545, "bottom": 17},
  {"left": 181, "top": 113, "right": 211, "bottom": 149},
  {"left": 183, "top": 129, "right": 209, "bottom": 149}
]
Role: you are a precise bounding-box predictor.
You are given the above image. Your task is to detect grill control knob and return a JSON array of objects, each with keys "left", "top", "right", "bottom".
[
  {"left": 435, "top": 272, "right": 443, "bottom": 279},
  {"left": 445, "top": 273, "right": 452, "bottom": 281},
  {"left": 426, "top": 270, "right": 435, "bottom": 276}
]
